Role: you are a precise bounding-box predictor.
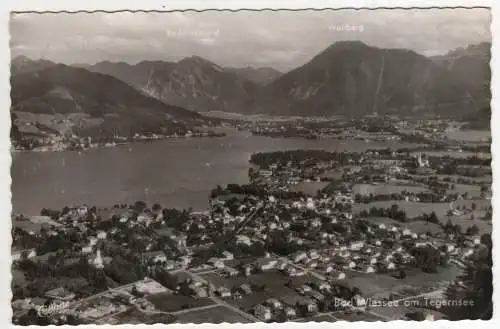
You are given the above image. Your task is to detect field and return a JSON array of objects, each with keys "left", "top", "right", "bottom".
[
  {"left": 201, "top": 270, "right": 322, "bottom": 310},
  {"left": 364, "top": 217, "right": 401, "bottom": 226},
  {"left": 14, "top": 111, "right": 103, "bottom": 136},
  {"left": 113, "top": 308, "right": 176, "bottom": 324},
  {"left": 353, "top": 201, "right": 450, "bottom": 219},
  {"left": 403, "top": 221, "right": 443, "bottom": 234},
  {"left": 451, "top": 199, "right": 492, "bottom": 233},
  {"left": 446, "top": 216, "right": 492, "bottom": 234},
  {"left": 320, "top": 169, "right": 343, "bottom": 180},
  {"left": 353, "top": 184, "right": 428, "bottom": 196},
  {"left": 445, "top": 130, "right": 490, "bottom": 142},
  {"left": 345, "top": 265, "right": 459, "bottom": 298},
  {"left": 147, "top": 293, "right": 215, "bottom": 312},
  {"left": 290, "top": 181, "right": 329, "bottom": 195},
  {"left": 363, "top": 217, "right": 442, "bottom": 234},
  {"left": 174, "top": 305, "right": 252, "bottom": 323},
  {"left": 436, "top": 174, "right": 492, "bottom": 184},
  {"left": 447, "top": 184, "right": 482, "bottom": 198},
  {"left": 410, "top": 150, "right": 490, "bottom": 159}
]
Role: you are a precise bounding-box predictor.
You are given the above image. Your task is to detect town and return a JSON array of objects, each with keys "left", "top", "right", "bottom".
[{"left": 11, "top": 117, "right": 492, "bottom": 324}]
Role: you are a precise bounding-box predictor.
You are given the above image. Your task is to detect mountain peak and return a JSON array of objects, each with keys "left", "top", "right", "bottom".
[
  {"left": 12, "top": 54, "right": 32, "bottom": 63},
  {"left": 178, "top": 55, "right": 216, "bottom": 67},
  {"left": 329, "top": 40, "right": 370, "bottom": 49}
]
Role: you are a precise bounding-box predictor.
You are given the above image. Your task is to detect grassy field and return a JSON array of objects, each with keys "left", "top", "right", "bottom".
[
  {"left": 446, "top": 215, "right": 492, "bottom": 234},
  {"left": 147, "top": 293, "right": 215, "bottom": 312},
  {"left": 353, "top": 201, "right": 450, "bottom": 219},
  {"left": 112, "top": 308, "right": 174, "bottom": 324},
  {"left": 404, "top": 221, "right": 443, "bottom": 234},
  {"left": 364, "top": 217, "right": 442, "bottom": 234},
  {"left": 364, "top": 217, "right": 401, "bottom": 226},
  {"left": 175, "top": 305, "right": 252, "bottom": 323},
  {"left": 289, "top": 182, "right": 329, "bottom": 195},
  {"left": 344, "top": 265, "right": 459, "bottom": 298},
  {"left": 445, "top": 130, "right": 490, "bottom": 142},
  {"left": 353, "top": 184, "right": 428, "bottom": 196},
  {"left": 320, "top": 169, "right": 344, "bottom": 180},
  {"left": 447, "top": 184, "right": 482, "bottom": 198},
  {"left": 410, "top": 150, "right": 490, "bottom": 159},
  {"left": 356, "top": 199, "right": 491, "bottom": 233},
  {"left": 451, "top": 199, "right": 492, "bottom": 233},
  {"left": 202, "top": 270, "right": 321, "bottom": 310},
  {"left": 436, "top": 174, "right": 492, "bottom": 184}
]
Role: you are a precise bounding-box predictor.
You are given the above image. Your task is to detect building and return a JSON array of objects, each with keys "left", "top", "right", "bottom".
[
  {"left": 81, "top": 245, "right": 93, "bottom": 253},
  {"left": 350, "top": 241, "right": 365, "bottom": 251},
  {"left": 242, "top": 264, "right": 254, "bottom": 276},
  {"left": 416, "top": 152, "right": 430, "bottom": 168},
  {"left": 292, "top": 251, "right": 307, "bottom": 263},
  {"left": 143, "top": 250, "right": 167, "bottom": 264},
  {"left": 254, "top": 258, "right": 278, "bottom": 271},
  {"left": 284, "top": 306, "right": 297, "bottom": 318},
  {"left": 239, "top": 284, "right": 252, "bottom": 295},
  {"left": 223, "top": 267, "right": 239, "bottom": 277},
  {"left": 88, "top": 249, "right": 110, "bottom": 269},
  {"left": 254, "top": 304, "right": 272, "bottom": 321},
  {"left": 265, "top": 298, "right": 283, "bottom": 309},
  {"left": 12, "top": 248, "right": 37, "bottom": 261},
  {"left": 135, "top": 279, "right": 168, "bottom": 294},
  {"left": 308, "top": 249, "right": 320, "bottom": 260},
  {"left": 236, "top": 235, "right": 252, "bottom": 246},
  {"left": 217, "top": 287, "right": 231, "bottom": 298},
  {"left": 208, "top": 258, "right": 225, "bottom": 269},
  {"left": 297, "top": 299, "right": 318, "bottom": 314},
  {"left": 170, "top": 234, "right": 188, "bottom": 251},
  {"left": 44, "top": 287, "right": 76, "bottom": 301}
]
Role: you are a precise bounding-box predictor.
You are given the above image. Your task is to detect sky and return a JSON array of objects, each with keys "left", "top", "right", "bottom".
[{"left": 10, "top": 8, "right": 491, "bottom": 72}]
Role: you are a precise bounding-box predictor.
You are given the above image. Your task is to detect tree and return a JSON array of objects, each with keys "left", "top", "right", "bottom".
[
  {"left": 466, "top": 224, "right": 479, "bottom": 236},
  {"left": 152, "top": 203, "right": 162, "bottom": 213},
  {"left": 445, "top": 234, "right": 492, "bottom": 320},
  {"left": 134, "top": 201, "right": 147, "bottom": 213}
]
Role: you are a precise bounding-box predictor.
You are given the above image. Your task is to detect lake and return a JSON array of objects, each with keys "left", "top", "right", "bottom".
[{"left": 11, "top": 129, "right": 421, "bottom": 216}]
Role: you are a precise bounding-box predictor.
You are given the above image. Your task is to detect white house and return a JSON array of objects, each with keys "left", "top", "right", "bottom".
[
  {"left": 208, "top": 258, "right": 225, "bottom": 269},
  {"left": 217, "top": 287, "right": 231, "bottom": 298},
  {"left": 265, "top": 298, "right": 283, "bottom": 309},
  {"left": 254, "top": 304, "right": 272, "bottom": 321}
]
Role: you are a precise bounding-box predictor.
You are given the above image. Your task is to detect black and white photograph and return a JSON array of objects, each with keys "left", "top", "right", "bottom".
[{"left": 8, "top": 6, "right": 493, "bottom": 325}]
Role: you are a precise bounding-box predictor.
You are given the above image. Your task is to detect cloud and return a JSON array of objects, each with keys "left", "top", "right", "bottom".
[{"left": 10, "top": 8, "right": 491, "bottom": 71}]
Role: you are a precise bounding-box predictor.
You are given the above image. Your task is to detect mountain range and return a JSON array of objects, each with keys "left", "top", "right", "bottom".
[
  {"left": 256, "top": 41, "right": 490, "bottom": 117},
  {"left": 11, "top": 40, "right": 491, "bottom": 129},
  {"left": 10, "top": 61, "right": 203, "bottom": 140}
]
